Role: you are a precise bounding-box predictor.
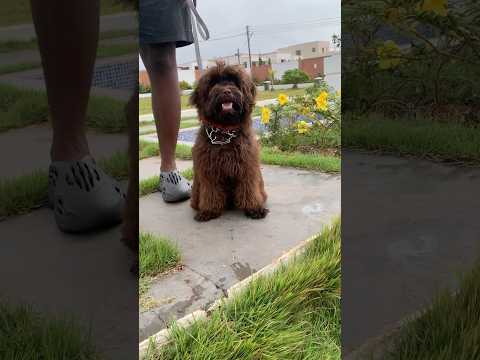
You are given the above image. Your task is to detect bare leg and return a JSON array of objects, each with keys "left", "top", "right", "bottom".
[
  {"left": 30, "top": 0, "right": 99, "bottom": 161},
  {"left": 140, "top": 43, "right": 180, "bottom": 171}
]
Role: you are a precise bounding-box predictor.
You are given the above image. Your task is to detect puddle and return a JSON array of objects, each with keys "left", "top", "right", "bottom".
[{"left": 231, "top": 262, "right": 255, "bottom": 280}]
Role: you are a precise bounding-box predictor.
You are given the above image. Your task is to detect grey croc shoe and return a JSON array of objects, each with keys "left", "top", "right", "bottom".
[
  {"left": 48, "top": 156, "right": 125, "bottom": 232},
  {"left": 159, "top": 170, "right": 192, "bottom": 203}
]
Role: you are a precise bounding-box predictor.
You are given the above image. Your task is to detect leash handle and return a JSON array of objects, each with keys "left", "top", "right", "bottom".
[{"left": 183, "top": 0, "right": 210, "bottom": 71}]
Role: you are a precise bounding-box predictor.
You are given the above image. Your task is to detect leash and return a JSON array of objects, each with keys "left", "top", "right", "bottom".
[{"left": 184, "top": 0, "right": 210, "bottom": 71}]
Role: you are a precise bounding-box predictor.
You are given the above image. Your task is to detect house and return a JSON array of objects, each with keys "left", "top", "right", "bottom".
[{"left": 277, "top": 41, "right": 331, "bottom": 60}]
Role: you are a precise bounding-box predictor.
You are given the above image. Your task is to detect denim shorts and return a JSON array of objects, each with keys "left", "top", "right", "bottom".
[{"left": 139, "top": 0, "right": 194, "bottom": 47}]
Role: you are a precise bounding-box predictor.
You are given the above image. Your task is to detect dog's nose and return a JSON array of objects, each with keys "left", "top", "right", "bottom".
[{"left": 223, "top": 89, "right": 232, "bottom": 96}]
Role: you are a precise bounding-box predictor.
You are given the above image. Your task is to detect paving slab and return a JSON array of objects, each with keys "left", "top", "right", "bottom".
[
  {"left": 0, "top": 124, "right": 127, "bottom": 179},
  {"left": 140, "top": 267, "right": 223, "bottom": 341},
  {"left": 342, "top": 151, "right": 480, "bottom": 355},
  {"left": 0, "top": 198, "right": 137, "bottom": 360},
  {"left": 139, "top": 160, "right": 341, "bottom": 341}
]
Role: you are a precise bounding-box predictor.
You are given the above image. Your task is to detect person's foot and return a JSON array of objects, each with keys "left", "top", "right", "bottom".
[
  {"left": 48, "top": 156, "right": 125, "bottom": 232},
  {"left": 159, "top": 169, "right": 192, "bottom": 202}
]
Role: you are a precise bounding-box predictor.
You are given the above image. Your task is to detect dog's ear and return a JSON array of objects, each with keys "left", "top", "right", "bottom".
[{"left": 240, "top": 71, "right": 257, "bottom": 107}]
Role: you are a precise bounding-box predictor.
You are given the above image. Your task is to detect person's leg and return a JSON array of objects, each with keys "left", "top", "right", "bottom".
[
  {"left": 30, "top": 0, "right": 99, "bottom": 161},
  {"left": 140, "top": 43, "right": 191, "bottom": 202},
  {"left": 140, "top": 43, "right": 180, "bottom": 171}
]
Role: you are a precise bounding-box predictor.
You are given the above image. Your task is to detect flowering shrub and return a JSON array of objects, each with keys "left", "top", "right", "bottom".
[
  {"left": 260, "top": 81, "right": 341, "bottom": 154},
  {"left": 343, "top": 0, "right": 480, "bottom": 121}
]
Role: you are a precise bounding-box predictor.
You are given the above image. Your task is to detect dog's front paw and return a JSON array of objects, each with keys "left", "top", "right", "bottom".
[
  {"left": 195, "top": 211, "right": 221, "bottom": 222},
  {"left": 245, "top": 207, "right": 269, "bottom": 219}
]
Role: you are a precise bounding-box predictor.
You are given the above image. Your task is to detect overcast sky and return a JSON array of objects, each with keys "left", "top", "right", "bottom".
[{"left": 139, "top": 0, "right": 340, "bottom": 69}]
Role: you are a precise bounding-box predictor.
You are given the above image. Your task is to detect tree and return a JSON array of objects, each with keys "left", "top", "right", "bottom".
[{"left": 282, "top": 69, "right": 310, "bottom": 88}]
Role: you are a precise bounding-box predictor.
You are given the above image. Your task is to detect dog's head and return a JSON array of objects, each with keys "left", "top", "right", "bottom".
[{"left": 190, "top": 63, "right": 256, "bottom": 128}]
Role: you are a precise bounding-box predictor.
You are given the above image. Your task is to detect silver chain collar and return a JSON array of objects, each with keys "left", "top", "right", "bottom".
[{"left": 205, "top": 125, "right": 239, "bottom": 145}]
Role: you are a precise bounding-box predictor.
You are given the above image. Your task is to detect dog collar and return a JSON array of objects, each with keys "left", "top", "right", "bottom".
[{"left": 205, "top": 125, "right": 239, "bottom": 145}]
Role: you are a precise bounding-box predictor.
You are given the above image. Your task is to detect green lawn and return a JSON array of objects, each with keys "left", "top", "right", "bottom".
[
  {"left": 0, "top": 84, "right": 127, "bottom": 133},
  {"left": 0, "top": 42, "right": 137, "bottom": 76},
  {"left": 140, "top": 232, "right": 181, "bottom": 311},
  {"left": 343, "top": 116, "right": 480, "bottom": 165},
  {"left": 0, "top": 151, "right": 128, "bottom": 218},
  {"left": 0, "top": 0, "right": 132, "bottom": 27},
  {"left": 144, "top": 218, "right": 341, "bottom": 359},
  {"left": 139, "top": 140, "right": 340, "bottom": 173},
  {"left": 139, "top": 87, "right": 309, "bottom": 115},
  {"left": 0, "top": 302, "right": 98, "bottom": 359},
  {"left": 387, "top": 259, "right": 480, "bottom": 360}
]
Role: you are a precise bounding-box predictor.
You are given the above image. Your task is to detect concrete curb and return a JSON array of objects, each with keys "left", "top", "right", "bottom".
[{"left": 138, "top": 230, "right": 322, "bottom": 359}]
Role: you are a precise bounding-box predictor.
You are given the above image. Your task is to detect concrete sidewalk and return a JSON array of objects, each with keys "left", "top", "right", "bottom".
[
  {"left": 138, "top": 157, "right": 341, "bottom": 341},
  {"left": 342, "top": 151, "right": 480, "bottom": 355},
  {"left": 0, "top": 197, "right": 137, "bottom": 360}
]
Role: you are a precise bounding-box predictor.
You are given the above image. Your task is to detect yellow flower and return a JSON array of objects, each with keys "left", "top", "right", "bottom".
[
  {"left": 261, "top": 107, "right": 271, "bottom": 124},
  {"left": 315, "top": 91, "right": 329, "bottom": 111},
  {"left": 296, "top": 120, "right": 309, "bottom": 134},
  {"left": 278, "top": 93, "right": 288, "bottom": 106},
  {"left": 421, "top": 0, "right": 447, "bottom": 16},
  {"left": 301, "top": 107, "right": 310, "bottom": 115},
  {"left": 377, "top": 40, "right": 402, "bottom": 69},
  {"left": 336, "top": 90, "right": 341, "bottom": 97}
]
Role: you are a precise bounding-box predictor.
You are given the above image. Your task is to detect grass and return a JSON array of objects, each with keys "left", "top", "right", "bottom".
[
  {"left": 0, "top": 29, "right": 136, "bottom": 54},
  {"left": 343, "top": 116, "right": 480, "bottom": 165},
  {"left": 0, "top": 302, "right": 99, "bottom": 359},
  {"left": 139, "top": 118, "right": 199, "bottom": 135},
  {"left": 139, "top": 169, "right": 193, "bottom": 197},
  {"left": 0, "top": 84, "right": 127, "bottom": 133},
  {"left": 139, "top": 140, "right": 192, "bottom": 161},
  {"left": 0, "top": 42, "right": 137, "bottom": 76},
  {"left": 139, "top": 232, "right": 181, "bottom": 311},
  {"left": 261, "top": 147, "right": 340, "bottom": 173},
  {"left": 386, "top": 259, "right": 480, "bottom": 360},
  {"left": 139, "top": 140, "right": 340, "bottom": 173},
  {"left": 144, "top": 218, "right": 341, "bottom": 360},
  {"left": 138, "top": 88, "right": 308, "bottom": 115},
  {"left": 0, "top": 0, "right": 132, "bottom": 27},
  {"left": 0, "top": 151, "right": 128, "bottom": 218}
]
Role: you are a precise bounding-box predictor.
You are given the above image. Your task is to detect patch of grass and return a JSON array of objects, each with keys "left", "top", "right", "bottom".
[
  {"left": 0, "top": 84, "right": 127, "bottom": 133},
  {"left": 0, "top": 62, "right": 40, "bottom": 75},
  {"left": 0, "top": 170, "right": 48, "bottom": 219},
  {"left": 145, "top": 218, "right": 341, "bottom": 360},
  {"left": 140, "top": 232, "right": 181, "bottom": 277},
  {"left": 0, "top": 42, "right": 136, "bottom": 76},
  {"left": 96, "top": 42, "right": 137, "bottom": 58},
  {"left": 139, "top": 168, "right": 193, "bottom": 197},
  {"left": 261, "top": 147, "right": 340, "bottom": 173},
  {"left": 343, "top": 116, "right": 480, "bottom": 164},
  {"left": 0, "top": 0, "right": 132, "bottom": 27},
  {"left": 139, "top": 141, "right": 340, "bottom": 172},
  {"left": 0, "top": 302, "right": 99, "bottom": 359},
  {"left": 0, "top": 151, "right": 129, "bottom": 218},
  {"left": 387, "top": 259, "right": 480, "bottom": 360}
]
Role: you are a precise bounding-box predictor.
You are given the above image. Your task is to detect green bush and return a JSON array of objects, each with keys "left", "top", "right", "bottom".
[
  {"left": 282, "top": 69, "right": 310, "bottom": 87},
  {"left": 179, "top": 80, "right": 192, "bottom": 90},
  {"left": 139, "top": 83, "right": 151, "bottom": 94},
  {"left": 260, "top": 81, "right": 341, "bottom": 154}
]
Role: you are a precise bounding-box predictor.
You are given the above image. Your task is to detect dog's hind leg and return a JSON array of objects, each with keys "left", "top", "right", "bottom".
[{"left": 190, "top": 172, "right": 200, "bottom": 210}]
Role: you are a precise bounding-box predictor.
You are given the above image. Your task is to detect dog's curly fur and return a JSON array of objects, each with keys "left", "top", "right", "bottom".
[{"left": 190, "top": 63, "right": 268, "bottom": 222}]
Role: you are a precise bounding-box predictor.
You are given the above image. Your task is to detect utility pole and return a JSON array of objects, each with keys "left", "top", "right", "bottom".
[
  {"left": 236, "top": 48, "right": 241, "bottom": 65},
  {"left": 246, "top": 25, "right": 252, "bottom": 70}
]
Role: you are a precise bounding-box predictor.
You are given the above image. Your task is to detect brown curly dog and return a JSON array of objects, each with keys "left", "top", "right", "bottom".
[{"left": 190, "top": 63, "right": 268, "bottom": 222}]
